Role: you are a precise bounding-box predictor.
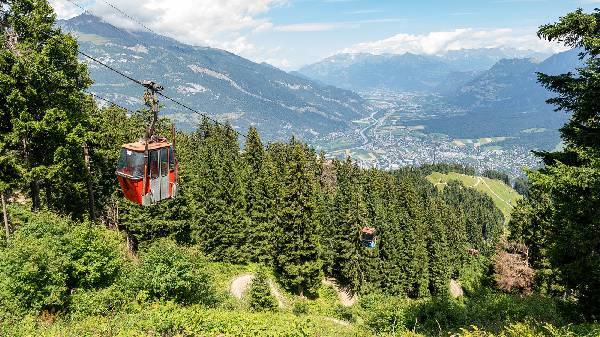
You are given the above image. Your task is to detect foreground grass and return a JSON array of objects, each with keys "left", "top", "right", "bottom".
[
  {"left": 4, "top": 302, "right": 598, "bottom": 337},
  {"left": 4, "top": 303, "right": 360, "bottom": 337}
]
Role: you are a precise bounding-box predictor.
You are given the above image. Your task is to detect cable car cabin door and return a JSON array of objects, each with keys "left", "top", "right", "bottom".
[{"left": 148, "top": 148, "right": 170, "bottom": 203}]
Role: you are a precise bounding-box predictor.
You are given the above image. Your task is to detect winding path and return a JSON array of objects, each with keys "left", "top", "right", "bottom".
[
  {"left": 229, "top": 274, "right": 285, "bottom": 308},
  {"left": 322, "top": 278, "right": 357, "bottom": 307}
]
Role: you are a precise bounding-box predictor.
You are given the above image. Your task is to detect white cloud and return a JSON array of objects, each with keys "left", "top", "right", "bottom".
[
  {"left": 49, "top": 0, "right": 83, "bottom": 19},
  {"left": 50, "top": 0, "right": 285, "bottom": 50},
  {"left": 264, "top": 58, "right": 292, "bottom": 69},
  {"left": 341, "top": 28, "right": 569, "bottom": 55},
  {"left": 275, "top": 18, "right": 405, "bottom": 32},
  {"left": 49, "top": 0, "right": 290, "bottom": 64},
  {"left": 275, "top": 22, "right": 339, "bottom": 32}
]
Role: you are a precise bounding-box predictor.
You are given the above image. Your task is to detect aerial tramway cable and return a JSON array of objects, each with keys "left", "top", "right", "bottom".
[{"left": 60, "top": 0, "right": 248, "bottom": 139}]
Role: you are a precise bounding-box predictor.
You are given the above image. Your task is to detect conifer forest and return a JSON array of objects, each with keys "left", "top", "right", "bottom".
[{"left": 0, "top": 1, "right": 599, "bottom": 336}]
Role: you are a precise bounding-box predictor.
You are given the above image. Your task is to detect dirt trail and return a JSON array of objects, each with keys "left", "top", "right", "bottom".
[
  {"left": 322, "top": 278, "right": 357, "bottom": 307},
  {"left": 268, "top": 279, "right": 286, "bottom": 308},
  {"left": 229, "top": 274, "right": 286, "bottom": 308},
  {"left": 480, "top": 178, "right": 513, "bottom": 209},
  {"left": 230, "top": 274, "right": 254, "bottom": 300}
]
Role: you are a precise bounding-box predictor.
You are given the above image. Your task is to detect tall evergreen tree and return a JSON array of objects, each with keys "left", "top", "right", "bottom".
[
  {"left": 188, "top": 122, "right": 250, "bottom": 263},
  {"left": 0, "top": 0, "right": 93, "bottom": 217},
  {"left": 275, "top": 144, "right": 322, "bottom": 297},
  {"left": 331, "top": 158, "right": 368, "bottom": 293},
  {"left": 243, "top": 127, "right": 278, "bottom": 263},
  {"left": 426, "top": 198, "right": 451, "bottom": 297},
  {"left": 397, "top": 178, "right": 429, "bottom": 298},
  {"left": 378, "top": 174, "right": 407, "bottom": 295},
  {"left": 522, "top": 9, "right": 600, "bottom": 315}
]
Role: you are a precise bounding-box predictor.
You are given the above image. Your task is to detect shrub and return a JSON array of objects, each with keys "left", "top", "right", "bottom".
[
  {"left": 360, "top": 293, "right": 407, "bottom": 334},
  {"left": 459, "top": 255, "right": 493, "bottom": 294},
  {"left": 134, "top": 239, "right": 217, "bottom": 306},
  {"left": 493, "top": 241, "right": 534, "bottom": 295},
  {"left": 292, "top": 300, "right": 309, "bottom": 316},
  {"left": 66, "top": 223, "right": 125, "bottom": 289},
  {"left": 69, "top": 284, "right": 132, "bottom": 318},
  {"left": 0, "top": 210, "right": 127, "bottom": 317},
  {"left": 332, "top": 304, "right": 354, "bottom": 322},
  {"left": 248, "top": 269, "right": 278, "bottom": 312},
  {"left": 0, "top": 230, "right": 70, "bottom": 316}
]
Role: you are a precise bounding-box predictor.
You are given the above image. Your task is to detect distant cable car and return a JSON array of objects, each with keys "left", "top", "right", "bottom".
[
  {"left": 361, "top": 227, "right": 377, "bottom": 248},
  {"left": 115, "top": 80, "right": 179, "bottom": 206}
]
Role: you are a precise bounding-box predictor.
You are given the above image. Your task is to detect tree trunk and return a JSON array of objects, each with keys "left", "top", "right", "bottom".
[
  {"left": 44, "top": 181, "right": 53, "bottom": 209},
  {"left": 22, "top": 137, "right": 40, "bottom": 211},
  {"left": 31, "top": 180, "right": 41, "bottom": 211},
  {"left": 2, "top": 192, "right": 9, "bottom": 244},
  {"left": 83, "top": 143, "right": 96, "bottom": 221}
]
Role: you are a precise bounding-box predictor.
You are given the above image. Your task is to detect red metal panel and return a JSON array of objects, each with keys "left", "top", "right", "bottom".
[{"left": 118, "top": 176, "right": 144, "bottom": 205}]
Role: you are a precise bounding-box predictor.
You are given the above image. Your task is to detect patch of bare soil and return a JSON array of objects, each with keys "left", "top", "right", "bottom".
[{"left": 323, "top": 277, "right": 357, "bottom": 307}]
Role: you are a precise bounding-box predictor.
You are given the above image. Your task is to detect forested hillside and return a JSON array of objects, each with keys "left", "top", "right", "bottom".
[{"left": 1, "top": 1, "right": 600, "bottom": 336}]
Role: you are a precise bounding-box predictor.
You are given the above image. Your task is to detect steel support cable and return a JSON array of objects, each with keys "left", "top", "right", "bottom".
[
  {"left": 2, "top": 8, "right": 247, "bottom": 139},
  {"left": 84, "top": 90, "right": 138, "bottom": 115}
]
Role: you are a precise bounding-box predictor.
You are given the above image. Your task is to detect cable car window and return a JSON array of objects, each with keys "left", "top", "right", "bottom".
[
  {"left": 116, "top": 148, "right": 145, "bottom": 178},
  {"left": 149, "top": 150, "right": 159, "bottom": 179},
  {"left": 169, "top": 146, "right": 175, "bottom": 170},
  {"left": 160, "top": 148, "right": 169, "bottom": 177}
]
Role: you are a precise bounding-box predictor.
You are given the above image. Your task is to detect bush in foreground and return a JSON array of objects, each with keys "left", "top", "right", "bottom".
[{"left": 133, "top": 239, "right": 218, "bottom": 306}]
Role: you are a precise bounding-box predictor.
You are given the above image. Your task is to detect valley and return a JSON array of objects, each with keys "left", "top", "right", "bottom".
[
  {"left": 314, "top": 90, "right": 546, "bottom": 177},
  {"left": 58, "top": 14, "right": 578, "bottom": 178}
]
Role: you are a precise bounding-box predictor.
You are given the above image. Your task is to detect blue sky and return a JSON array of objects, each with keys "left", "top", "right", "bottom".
[{"left": 51, "top": 0, "right": 599, "bottom": 69}]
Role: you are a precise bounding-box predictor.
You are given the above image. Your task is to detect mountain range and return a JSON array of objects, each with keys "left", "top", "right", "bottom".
[
  {"left": 60, "top": 13, "right": 584, "bottom": 154},
  {"left": 59, "top": 14, "right": 372, "bottom": 140},
  {"left": 297, "top": 48, "right": 552, "bottom": 93}
]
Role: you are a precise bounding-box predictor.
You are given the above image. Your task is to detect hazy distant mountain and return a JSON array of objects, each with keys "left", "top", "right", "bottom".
[
  {"left": 452, "top": 49, "right": 583, "bottom": 110},
  {"left": 298, "top": 48, "right": 551, "bottom": 92},
  {"left": 59, "top": 14, "right": 372, "bottom": 140},
  {"left": 423, "top": 49, "right": 583, "bottom": 149},
  {"left": 442, "top": 47, "right": 550, "bottom": 71}
]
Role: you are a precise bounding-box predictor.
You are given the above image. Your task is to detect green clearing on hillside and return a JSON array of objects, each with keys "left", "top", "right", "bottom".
[{"left": 427, "top": 172, "right": 522, "bottom": 221}]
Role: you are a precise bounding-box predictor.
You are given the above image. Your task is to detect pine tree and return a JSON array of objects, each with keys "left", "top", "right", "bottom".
[
  {"left": 275, "top": 144, "right": 322, "bottom": 297},
  {"left": 523, "top": 9, "right": 600, "bottom": 314},
  {"left": 397, "top": 178, "right": 429, "bottom": 298},
  {"left": 243, "top": 127, "right": 278, "bottom": 263},
  {"left": 0, "top": 0, "right": 94, "bottom": 217},
  {"left": 378, "top": 174, "right": 407, "bottom": 295},
  {"left": 330, "top": 158, "right": 368, "bottom": 293},
  {"left": 426, "top": 198, "right": 451, "bottom": 297},
  {"left": 249, "top": 268, "right": 278, "bottom": 311},
  {"left": 188, "top": 122, "right": 250, "bottom": 263}
]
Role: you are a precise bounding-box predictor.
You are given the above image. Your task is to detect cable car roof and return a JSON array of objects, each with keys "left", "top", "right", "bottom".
[
  {"left": 361, "top": 227, "right": 376, "bottom": 234},
  {"left": 121, "top": 140, "right": 172, "bottom": 152}
]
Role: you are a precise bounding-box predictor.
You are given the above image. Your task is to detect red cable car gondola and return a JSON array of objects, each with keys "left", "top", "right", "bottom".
[
  {"left": 115, "top": 80, "right": 179, "bottom": 206},
  {"left": 116, "top": 137, "right": 179, "bottom": 206}
]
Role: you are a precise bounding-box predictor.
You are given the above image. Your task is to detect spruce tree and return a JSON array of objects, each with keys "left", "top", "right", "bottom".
[
  {"left": 243, "top": 127, "right": 278, "bottom": 263},
  {"left": 331, "top": 158, "right": 368, "bottom": 293},
  {"left": 523, "top": 9, "right": 600, "bottom": 314},
  {"left": 426, "top": 198, "right": 451, "bottom": 297},
  {"left": 378, "top": 174, "right": 407, "bottom": 295},
  {"left": 397, "top": 178, "right": 429, "bottom": 298},
  {"left": 275, "top": 144, "right": 322, "bottom": 297},
  {"left": 249, "top": 268, "right": 278, "bottom": 311},
  {"left": 188, "top": 122, "right": 250, "bottom": 263},
  {"left": 0, "top": 0, "right": 94, "bottom": 217}
]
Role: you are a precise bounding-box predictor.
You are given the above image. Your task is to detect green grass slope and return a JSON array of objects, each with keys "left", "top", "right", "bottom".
[{"left": 426, "top": 172, "right": 522, "bottom": 221}]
